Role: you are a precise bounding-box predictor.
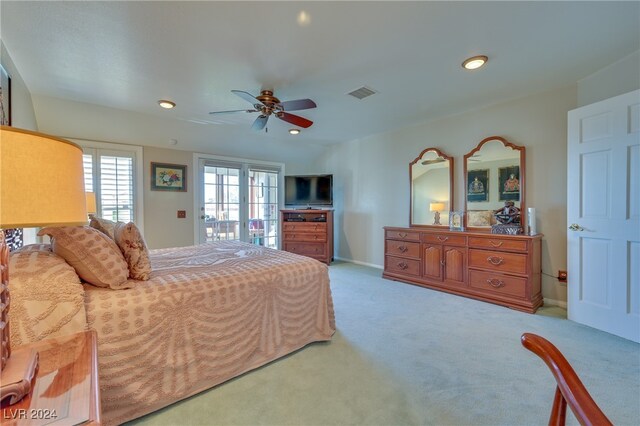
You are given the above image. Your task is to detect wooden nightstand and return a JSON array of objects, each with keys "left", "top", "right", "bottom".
[{"left": 1, "top": 331, "right": 101, "bottom": 425}]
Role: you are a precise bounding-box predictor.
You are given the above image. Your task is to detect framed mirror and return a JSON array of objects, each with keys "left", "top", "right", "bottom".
[
  {"left": 464, "top": 136, "right": 525, "bottom": 231},
  {"left": 410, "top": 148, "right": 453, "bottom": 227}
]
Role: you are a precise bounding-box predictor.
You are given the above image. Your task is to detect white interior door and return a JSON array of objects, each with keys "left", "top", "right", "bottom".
[{"left": 567, "top": 89, "right": 640, "bottom": 342}]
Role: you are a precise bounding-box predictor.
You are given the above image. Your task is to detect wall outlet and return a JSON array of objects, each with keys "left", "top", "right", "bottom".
[
  {"left": 558, "top": 270, "right": 567, "bottom": 282},
  {"left": 177, "top": 210, "right": 186, "bottom": 219}
]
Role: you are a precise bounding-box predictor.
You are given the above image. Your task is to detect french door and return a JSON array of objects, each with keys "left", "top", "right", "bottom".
[{"left": 196, "top": 156, "right": 283, "bottom": 248}]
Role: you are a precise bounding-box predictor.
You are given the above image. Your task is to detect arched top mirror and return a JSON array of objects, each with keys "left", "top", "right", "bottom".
[
  {"left": 464, "top": 136, "right": 525, "bottom": 231},
  {"left": 410, "top": 148, "right": 454, "bottom": 227}
]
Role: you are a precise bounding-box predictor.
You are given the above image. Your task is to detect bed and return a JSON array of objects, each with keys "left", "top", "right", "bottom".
[{"left": 9, "top": 239, "right": 335, "bottom": 425}]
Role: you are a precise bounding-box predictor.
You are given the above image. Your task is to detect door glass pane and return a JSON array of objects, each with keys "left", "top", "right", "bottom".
[
  {"left": 100, "top": 156, "right": 134, "bottom": 222},
  {"left": 248, "top": 169, "right": 279, "bottom": 248},
  {"left": 204, "top": 165, "right": 240, "bottom": 241}
]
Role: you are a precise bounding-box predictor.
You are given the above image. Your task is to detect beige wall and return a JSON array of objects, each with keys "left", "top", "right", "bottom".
[
  {"left": 143, "top": 147, "right": 195, "bottom": 249},
  {"left": 1, "top": 42, "right": 37, "bottom": 130},
  {"left": 577, "top": 50, "right": 640, "bottom": 107},
  {"left": 318, "top": 85, "right": 577, "bottom": 304}
]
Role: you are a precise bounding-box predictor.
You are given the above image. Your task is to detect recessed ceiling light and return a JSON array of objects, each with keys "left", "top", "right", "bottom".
[
  {"left": 297, "top": 10, "right": 311, "bottom": 26},
  {"left": 462, "top": 55, "right": 488, "bottom": 70},
  {"left": 158, "top": 100, "right": 176, "bottom": 109},
  {"left": 289, "top": 129, "right": 300, "bottom": 135}
]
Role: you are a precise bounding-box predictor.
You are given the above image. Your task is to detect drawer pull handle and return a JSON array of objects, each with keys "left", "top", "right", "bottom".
[
  {"left": 487, "top": 256, "right": 504, "bottom": 265},
  {"left": 398, "top": 245, "right": 408, "bottom": 253},
  {"left": 398, "top": 262, "right": 408, "bottom": 270},
  {"left": 489, "top": 240, "right": 503, "bottom": 247},
  {"left": 486, "top": 278, "right": 505, "bottom": 288},
  {"left": 437, "top": 236, "right": 448, "bottom": 242},
  {"left": 315, "top": 235, "right": 318, "bottom": 240},
  {"left": 398, "top": 232, "right": 408, "bottom": 238}
]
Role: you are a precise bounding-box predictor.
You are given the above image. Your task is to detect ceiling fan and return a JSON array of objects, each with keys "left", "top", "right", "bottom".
[{"left": 209, "top": 90, "right": 317, "bottom": 132}]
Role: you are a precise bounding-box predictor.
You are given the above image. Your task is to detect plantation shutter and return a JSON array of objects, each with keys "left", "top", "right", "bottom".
[{"left": 82, "top": 148, "right": 136, "bottom": 223}]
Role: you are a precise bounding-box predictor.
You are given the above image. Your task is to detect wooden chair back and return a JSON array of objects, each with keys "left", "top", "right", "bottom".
[{"left": 521, "top": 333, "right": 612, "bottom": 426}]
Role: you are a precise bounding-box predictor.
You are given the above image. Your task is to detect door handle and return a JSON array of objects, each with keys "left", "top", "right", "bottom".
[
  {"left": 568, "top": 223, "right": 584, "bottom": 231},
  {"left": 200, "top": 215, "right": 205, "bottom": 220}
]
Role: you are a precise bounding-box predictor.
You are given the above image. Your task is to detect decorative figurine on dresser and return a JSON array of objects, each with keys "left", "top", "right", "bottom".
[
  {"left": 492, "top": 201, "right": 523, "bottom": 235},
  {"left": 383, "top": 137, "right": 543, "bottom": 313}
]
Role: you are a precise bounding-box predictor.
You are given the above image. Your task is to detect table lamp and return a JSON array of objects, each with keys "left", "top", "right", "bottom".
[
  {"left": 86, "top": 192, "right": 97, "bottom": 216},
  {"left": 429, "top": 202, "right": 445, "bottom": 225},
  {"left": 0, "top": 126, "right": 87, "bottom": 405}
]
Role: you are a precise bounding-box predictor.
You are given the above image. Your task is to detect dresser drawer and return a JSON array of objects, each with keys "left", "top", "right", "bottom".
[
  {"left": 469, "top": 269, "right": 527, "bottom": 298},
  {"left": 468, "top": 249, "right": 528, "bottom": 275},
  {"left": 284, "top": 242, "right": 326, "bottom": 257},
  {"left": 385, "top": 229, "right": 421, "bottom": 242},
  {"left": 422, "top": 233, "right": 467, "bottom": 246},
  {"left": 468, "top": 236, "right": 528, "bottom": 253},
  {"left": 385, "top": 256, "right": 421, "bottom": 276},
  {"left": 283, "top": 222, "right": 327, "bottom": 233},
  {"left": 283, "top": 232, "right": 326, "bottom": 242},
  {"left": 385, "top": 240, "right": 420, "bottom": 259}
]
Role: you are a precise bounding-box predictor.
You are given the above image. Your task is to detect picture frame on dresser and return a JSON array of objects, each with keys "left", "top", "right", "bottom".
[{"left": 449, "top": 211, "right": 464, "bottom": 231}]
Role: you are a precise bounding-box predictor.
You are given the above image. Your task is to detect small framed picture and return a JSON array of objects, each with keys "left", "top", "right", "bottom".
[
  {"left": 151, "top": 162, "right": 187, "bottom": 192},
  {"left": 467, "top": 169, "right": 489, "bottom": 202},
  {"left": 0, "top": 64, "right": 11, "bottom": 126},
  {"left": 499, "top": 165, "right": 520, "bottom": 201},
  {"left": 449, "top": 210, "right": 465, "bottom": 231}
]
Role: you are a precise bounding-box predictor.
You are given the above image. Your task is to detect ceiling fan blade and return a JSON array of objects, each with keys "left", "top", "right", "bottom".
[
  {"left": 209, "top": 109, "right": 257, "bottom": 115},
  {"left": 252, "top": 115, "right": 269, "bottom": 131},
  {"left": 232, "top": 90, "right": 264, "bottom": 106},
  {"left": 278, "top": 98, "right": 317, "bottom": 111},
  {"left": 277, "top": 112, "right": 313, "bottom": 128}
]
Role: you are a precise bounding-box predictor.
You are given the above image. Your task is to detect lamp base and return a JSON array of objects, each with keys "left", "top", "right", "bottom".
[
  {"left": 433, "top": 211, "right": 441, "bottom": 226},
  {"left": 0, "top": 347, "right": 39, "bottom": 406}
]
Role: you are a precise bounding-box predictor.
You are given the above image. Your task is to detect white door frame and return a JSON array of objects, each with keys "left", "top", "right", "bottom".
[{"left": 192, "top": 153, "right": 284, "bottom": 245}]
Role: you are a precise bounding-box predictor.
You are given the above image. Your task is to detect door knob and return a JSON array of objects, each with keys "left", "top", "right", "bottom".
[
  {"left": 201, "top": 215, "right": 206, "bottom": 220},
  {"left": 568, "top": 223, "right": 584, "bottom": 231}
]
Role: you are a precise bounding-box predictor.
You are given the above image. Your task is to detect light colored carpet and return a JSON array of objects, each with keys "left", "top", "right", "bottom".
[{"left": 128, "top": 261, "right": 639, "bottom": 426}]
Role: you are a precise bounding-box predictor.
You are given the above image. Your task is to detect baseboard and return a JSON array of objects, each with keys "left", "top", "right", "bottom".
[
  {"left": 334, "top": 256, "right": 383, "bottom": 269},
  {"left": 543, "top": 298, "right": 567, "bottom": 309}
]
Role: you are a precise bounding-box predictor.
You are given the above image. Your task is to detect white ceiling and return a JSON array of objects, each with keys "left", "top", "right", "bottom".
[{"left": 2, "top": 1, "right": 639, "bottom": 151}]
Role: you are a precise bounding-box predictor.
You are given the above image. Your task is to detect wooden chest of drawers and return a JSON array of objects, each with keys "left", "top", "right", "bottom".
[
  {"left": 383, "top": 227, "right": 542, "bottom": 313},
  {"left": 281, "top": 210, "right": 333, "bottom": 265}
]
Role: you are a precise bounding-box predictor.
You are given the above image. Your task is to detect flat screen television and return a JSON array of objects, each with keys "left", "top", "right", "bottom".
[{"left": 285, "top": 174, "right": 333, "bottom": 207}]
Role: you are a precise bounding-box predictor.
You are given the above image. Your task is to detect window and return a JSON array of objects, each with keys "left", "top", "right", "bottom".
[{"left": 76, "top": 140, "right": 143, "bottom": 230}]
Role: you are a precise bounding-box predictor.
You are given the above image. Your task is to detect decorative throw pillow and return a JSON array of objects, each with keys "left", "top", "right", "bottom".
[
  {"left": 89, "top": 215, "right": 119, "bottom": 240},
  {"left": 9, "top": 248, "right": 88, "bottom": 346},
  {"left": 113, "top": 222, "right": 152, "bottom": 281},
  {"left": 467, "top": 210, "right": 493, "bottom": 227},
  {"left": 37, "top": 226, "right": 129, "bottom": 289}
]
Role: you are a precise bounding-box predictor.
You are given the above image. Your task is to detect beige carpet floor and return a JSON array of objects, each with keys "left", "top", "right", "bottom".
[{"left": 128, "top": 261, "right": 640, "bottom": 426}]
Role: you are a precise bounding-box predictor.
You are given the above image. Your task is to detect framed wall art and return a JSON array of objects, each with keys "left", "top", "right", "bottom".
[
  {"left": 499, "top": 166, "right": 520, "bottom": 201},
  {"left": 151, "top": 162, "right": 187, "bottom": 192},
  {"left": 467, "top": 169, "right": 489, "bottom": 202},
  {"left": 0, "top": 64, "right": 11, "bottom": 126}
]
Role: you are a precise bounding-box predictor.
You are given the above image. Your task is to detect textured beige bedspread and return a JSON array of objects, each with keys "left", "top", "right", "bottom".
[{"left": 84, "top": 241, "right": 335, "bottom": 425}]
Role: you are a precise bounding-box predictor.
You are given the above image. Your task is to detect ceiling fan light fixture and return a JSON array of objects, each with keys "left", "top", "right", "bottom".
[
  {"left": 462, "top": 55, "right": 488, "bottom": 70},
  {"left": 158, "top": 100, "right": 176, "bottom": 109},
  {"left": 289, "top": 129, "right": 300, "bottom": 135}
]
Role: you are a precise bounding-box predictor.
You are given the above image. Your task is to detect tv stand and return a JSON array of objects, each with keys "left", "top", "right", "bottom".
[{"left": 281, "top": 209, "right": 333, "bottom": 265}]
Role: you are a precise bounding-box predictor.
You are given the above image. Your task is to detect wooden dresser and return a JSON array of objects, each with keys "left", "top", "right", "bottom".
[
  {"left": 281, "top": 209, "right": 334, "bottom": 265},
  {"left": 383, "top": 227, "right": 542, "bottom": 313}
]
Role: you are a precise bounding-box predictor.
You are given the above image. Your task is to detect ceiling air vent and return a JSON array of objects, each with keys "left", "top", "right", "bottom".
[{"left": 347, "top": 86, "right": 377, "bottom": 100}]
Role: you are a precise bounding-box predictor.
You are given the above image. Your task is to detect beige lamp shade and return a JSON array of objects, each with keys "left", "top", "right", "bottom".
[
  {"left": 0, "top": 126, "right": 88, "bottom": 228},
  {"left": 85, "top": 192, "right": 97, "bottom": 215},
  {"left": 429, "top": 202, "right": 445, "bottom": 212}
]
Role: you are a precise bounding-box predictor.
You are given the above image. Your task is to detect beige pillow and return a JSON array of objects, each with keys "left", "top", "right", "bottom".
[
  {"left": 114, "top": 222, "right": 152, "bottom": 281},
  {"left": 9, "top": 248, "right": 88, "bottom": 346},
  {"left": 37, "top": 226, "right": 129, "bottom": 289},
  {"left": 89, "top": 215, "right": 119, "bottom": 240},
  {"left": 468, "top": 210, "right": 493, "bottom": 227}
]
